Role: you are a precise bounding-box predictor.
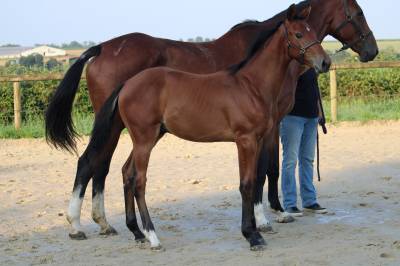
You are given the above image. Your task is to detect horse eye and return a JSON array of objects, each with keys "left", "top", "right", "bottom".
[
  {"left": 358, "top": 11, "right": 364, "bottom": 17},
  {"left": 296, "top": 33, "right": 303, "bottom": 39}
]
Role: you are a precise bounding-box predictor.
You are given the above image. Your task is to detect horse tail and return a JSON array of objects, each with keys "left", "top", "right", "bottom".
[
  {"left": 85, "top": 84, "right": 124, "bottom": 157},
  {"left": 45, "top": 45, "right": 102, "bottom": 153}
]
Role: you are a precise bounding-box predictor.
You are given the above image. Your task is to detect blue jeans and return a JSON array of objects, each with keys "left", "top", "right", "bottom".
[{"left": 280, "top": 115, "right": 318, "bottom": 210}]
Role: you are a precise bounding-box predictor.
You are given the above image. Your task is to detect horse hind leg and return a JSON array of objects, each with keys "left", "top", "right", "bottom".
[
  {"left": 132, "top": 127, "right": 164, "bottom": 250},
  {"left": 122, "top": 152, "right": 146, "bottom": 243},
  {"left": 90, "top": 121, "right": 124, "bottom": 236},
  {"left": 67, "top": 152, "right": 93, "bottom": 240},
  {"left": 91, "top": 157, "right": 118, "bottom": 236}
]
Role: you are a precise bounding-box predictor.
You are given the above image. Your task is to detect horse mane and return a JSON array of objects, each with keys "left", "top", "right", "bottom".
[
  {"left": 230, "top": 20, "right": 261, "bottom": 31},
  {"left": 227, "top": 0, "right": 312, "bottom": 74},
  {"left": 228, "top": 22, "right": 282, "bottom": 74},
  {"left": 230, "top": 0, "right": 312, "bottom": 31}
]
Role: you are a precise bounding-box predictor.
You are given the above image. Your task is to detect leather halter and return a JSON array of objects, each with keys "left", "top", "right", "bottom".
[
  {"left": 283, "top": 24, "right": 320, "bottom": 64},
  {"left": 334, "top": 0, "right": 372, "bottom": 52}
]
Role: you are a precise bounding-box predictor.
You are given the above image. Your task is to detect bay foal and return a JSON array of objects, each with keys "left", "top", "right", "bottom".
[{"left": 77, "top": 5, "right": 330, "bottom": 250}]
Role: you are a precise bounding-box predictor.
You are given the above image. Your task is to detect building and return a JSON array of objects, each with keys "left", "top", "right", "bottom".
[
  {"left": 20, "top": 46, "right": 66, "bottom": 57},
  {"left": 0, "top": 45, "right": 70, "bottom": 66}
]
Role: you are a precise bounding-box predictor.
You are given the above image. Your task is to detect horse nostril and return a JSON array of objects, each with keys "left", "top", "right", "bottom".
[{"left": 322, "top": 59, "right": 330, "bottom": 72}]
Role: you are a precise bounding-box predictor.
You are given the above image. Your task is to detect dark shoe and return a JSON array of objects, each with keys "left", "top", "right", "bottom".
[
  {"left": 304, "top": 203, "right": 328, "bottom": 214},
  {"left": 285, "top": 207, "right": 303, "bottom": 217}
]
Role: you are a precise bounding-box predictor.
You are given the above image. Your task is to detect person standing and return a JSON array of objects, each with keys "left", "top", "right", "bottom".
[{"left": 280, "top": 68, "right": 327, "bottom": 217}]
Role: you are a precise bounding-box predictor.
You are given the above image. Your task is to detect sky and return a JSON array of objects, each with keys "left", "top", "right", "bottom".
[{"left": 1, "top": 0, "right": 398, "bottom": 46}]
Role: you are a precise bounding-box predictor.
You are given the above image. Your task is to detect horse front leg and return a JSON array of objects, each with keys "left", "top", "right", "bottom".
[
  {"left": 254, "top": 137, "right": 274, "bottom": 233},
  {"left": 236, "top": 134, "right": 266, "bottom": 251}
]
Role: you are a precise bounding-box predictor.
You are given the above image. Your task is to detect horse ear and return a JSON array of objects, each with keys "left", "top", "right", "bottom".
[
  {"left": 287, "top": 4, "right": 297, "bottom": 21},
  {"left": 297, "top": 4, "right": 312, "bottom": 20}
]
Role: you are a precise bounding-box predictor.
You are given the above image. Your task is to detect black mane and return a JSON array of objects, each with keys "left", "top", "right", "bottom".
[
  {"left": 228, "top": 22, "right": 282, "bottom": 74},
  {"left": 227, "top": 0, "right": 312, "bottom": 74},
  {"left": 230, "top": 20, "right": 261, "bottom": 31}
]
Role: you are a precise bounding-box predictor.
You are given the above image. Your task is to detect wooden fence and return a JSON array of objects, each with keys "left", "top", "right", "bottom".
[{"left": 1, "top": 61, "right": 400, "bottom": 130}]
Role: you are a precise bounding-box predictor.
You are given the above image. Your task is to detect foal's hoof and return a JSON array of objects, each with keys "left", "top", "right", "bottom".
[
  {"left": 151, "top": 245, "right": 165, "bottom": 252},
  {"left": 257, "top": 224, "right": 276, "bottom": 234},
  {"left": 276, "top": 213, "right": 295, "bottom": 223},
  {"left": 250, "top": 244, "right": 267, "bottom": 252},
  {"left": 100, "top": 226, "right": 118, "bottom": 236},
  {"left": 248, "top": 233, "right": 267, "bottom": 251},
  {"left": 69, "top": 231, "right": 87, "bottom": 240},
  {"left": 135, "top": 237, "right": 149, "bottom": 249}
]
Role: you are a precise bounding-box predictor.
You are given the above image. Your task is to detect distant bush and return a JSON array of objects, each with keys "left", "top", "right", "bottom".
[
  {"left": 46, "top": 58, "right": 62, "bottom": 70},
  {"left": 19, "top": 54, "right": 44, "bottom": 68}
]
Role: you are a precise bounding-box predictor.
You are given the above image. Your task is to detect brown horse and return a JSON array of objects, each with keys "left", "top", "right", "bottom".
[
  {"left": 46, "top": 0, "right": 378, "bottom": 238},
  {"left": 78, "top": 5, "right": 330, "bottom": 251}
]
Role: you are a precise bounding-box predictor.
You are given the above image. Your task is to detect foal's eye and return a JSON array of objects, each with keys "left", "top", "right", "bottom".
[
  {"left": 358, "top": 11, "right": 364, "bottom": 17},
  {"left": 295, "top": 33, "right": 303, "bottom": 39}
]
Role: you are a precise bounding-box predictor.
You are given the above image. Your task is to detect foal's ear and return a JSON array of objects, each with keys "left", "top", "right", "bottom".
[
  {"left": 287, "top": 4, "right": 297, "bottom": 21},
  {"left": 297, "top": 4, "right": 312, "bottom": 20}
]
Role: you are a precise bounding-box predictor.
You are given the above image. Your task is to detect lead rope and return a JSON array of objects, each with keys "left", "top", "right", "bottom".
[{"left": 316, "top": 84, "right": 327, "bottom": 182}]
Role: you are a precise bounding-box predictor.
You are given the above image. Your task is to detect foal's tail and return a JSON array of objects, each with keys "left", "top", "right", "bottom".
[
  {"left": 85, "top": 84, "right": 124, "bottom": 157},
  {"left": 45, "top": 45, "right": 102, "bottom": 153}
]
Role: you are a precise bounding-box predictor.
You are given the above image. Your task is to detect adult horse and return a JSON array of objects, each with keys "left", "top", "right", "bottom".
[
  {"left": 79, "top": 5, "right": 330, "bottom": 250},
  {"left": 46, "top": 0, "right": 378, "bottom": 238}
]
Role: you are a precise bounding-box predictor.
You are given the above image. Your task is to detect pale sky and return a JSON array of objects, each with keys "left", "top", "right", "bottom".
[{"left": 1, "top": 0, "right": 397, "bottom": 46}]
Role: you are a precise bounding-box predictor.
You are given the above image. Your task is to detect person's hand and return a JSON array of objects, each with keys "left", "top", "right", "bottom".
[{"left": 319, "top": 117, "right": 328, "bottom": 134}]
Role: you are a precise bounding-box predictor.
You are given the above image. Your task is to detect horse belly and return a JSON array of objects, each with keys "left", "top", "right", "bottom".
[{"left": 163, "top": 109, "right": 234, "bottom": 142}]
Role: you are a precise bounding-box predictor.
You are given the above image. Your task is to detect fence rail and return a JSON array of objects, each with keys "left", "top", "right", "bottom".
[{"left": 1, "top": 61, "right": 400, "bottom": 129}]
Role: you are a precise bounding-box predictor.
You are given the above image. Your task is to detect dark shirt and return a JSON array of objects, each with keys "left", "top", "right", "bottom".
[{"left": 289, "top": 68, "right": 319, "bottom": 118}]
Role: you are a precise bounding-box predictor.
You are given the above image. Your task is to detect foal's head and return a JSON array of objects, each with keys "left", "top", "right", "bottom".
[{"left": 284, "top": 4, "right": 331, "bottom": 73}]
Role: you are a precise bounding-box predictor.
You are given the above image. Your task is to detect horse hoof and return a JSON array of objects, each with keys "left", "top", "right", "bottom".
[
  {"left": 250, "top": 244, "right": 267, "bottom": 252},
  {"left": 69, "top": 231, "right": 87, "bottom": 240},
  {"left": 151, "top": 245, "right": 165, "bottom": 252},
  {"left": 100, "top": 226, "right": 118, "bottom": 236},
  {"left": 276, "top": 213, "right": 295, "bottom": 223},
  {"left": 257, "top": 224, "right": 277, "bottom": 234}
]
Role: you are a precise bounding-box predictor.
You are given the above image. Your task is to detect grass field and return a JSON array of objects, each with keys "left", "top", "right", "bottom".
[
  {"left": 1, "top": 97, "right": 399, "bottom": 139},
  {"left": 322, "top": 39, "right": 400, "bottom": 53}
]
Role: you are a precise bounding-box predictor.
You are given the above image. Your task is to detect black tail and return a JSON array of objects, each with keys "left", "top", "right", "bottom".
[
  {"left": 45, "top": 45, "right": 102, "bottom": 153},
  {"left": 85, "top": 84, "right": 124, "bottom": 157}
]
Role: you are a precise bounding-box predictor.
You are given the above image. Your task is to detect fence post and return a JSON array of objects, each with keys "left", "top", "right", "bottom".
[
  {"left": 329, "top": 69, "right": 338, "bottom": 122},
  {"left": 13, "top": 81, "right": 21, "bottom": 130}
]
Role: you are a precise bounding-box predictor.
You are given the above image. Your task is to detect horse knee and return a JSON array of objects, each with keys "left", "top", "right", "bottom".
[
  {"left": 135, "top": 176, "right": 147, "bottom": 193},
  {"left": 240, "top": 179, "right": 255, "bottom": 197}
]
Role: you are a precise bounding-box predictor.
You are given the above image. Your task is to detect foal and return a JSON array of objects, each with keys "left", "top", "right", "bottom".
[{"left": 78, "top": 5, "right": 330, "bottom": 250}]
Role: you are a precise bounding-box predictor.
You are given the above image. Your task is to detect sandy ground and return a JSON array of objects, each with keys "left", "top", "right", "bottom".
[{"left": 0, "top": 121, "right": 400, "bottom": 266}]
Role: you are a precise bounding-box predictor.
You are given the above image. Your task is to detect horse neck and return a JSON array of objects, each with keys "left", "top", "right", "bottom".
[
  {"left": 237, "top": 27, "right": 291, "bottom": 103},
  {"left": 210, "top": 25, "right": 266, "bottom": 68},
  {"left": 307, "top": 0, "right": 337, "bottom": 41}
]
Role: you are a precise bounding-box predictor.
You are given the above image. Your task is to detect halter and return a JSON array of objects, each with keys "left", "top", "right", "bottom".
[
  {"left": 334, "top": 0, "right": 372, "bottom": 53},
  {"left": 283, "top": 24, "right": 321, "bottom": 64}
]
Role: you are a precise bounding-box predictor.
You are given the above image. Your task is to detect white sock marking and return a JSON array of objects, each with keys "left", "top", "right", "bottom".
[
  {"left": 254, "top": 203, "right": 271, "bottom": 228},
  {"left": 144, "top": 230, "right": 161, "bottom": 248},
  {"left": 67, "top": 186, "right": 84, "bottom": 233},
  {"left": 92, "top": 192, "right": 110, "bottom": 230}
]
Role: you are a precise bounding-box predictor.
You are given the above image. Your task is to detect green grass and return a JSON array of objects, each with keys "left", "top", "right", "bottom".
[
  {"left": 1, "top": 98, "right": 399, "bottom": 139},
  {"left": 0, "top": 112, "right": 94, "bottom": 139},
  {"left": 322, "top": 39, "right": 400, "bottom": 53},
  {"left": 323, "top": 97, "right": 400, "bottom": 122}
]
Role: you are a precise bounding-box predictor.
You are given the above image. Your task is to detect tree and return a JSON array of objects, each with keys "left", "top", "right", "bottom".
[
  {"left": 19, "top": 54, "right": 44, "bottom": 68},
  {"left": 46, "top": 58, "right": 61, "bottom": 70},
  {"left": 195, "top": 36, "right": 204, "bottom": 43}
]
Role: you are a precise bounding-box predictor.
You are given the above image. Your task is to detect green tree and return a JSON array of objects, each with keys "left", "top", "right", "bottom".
[
  {"left": 19, "top": 54, "right": 44, "bottom": 68},
  {"left": 46, "top": 58, "right": 61, "bottom": 70}
]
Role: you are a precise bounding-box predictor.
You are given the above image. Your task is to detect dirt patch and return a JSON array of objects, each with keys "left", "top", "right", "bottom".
[{"left": 1, "top": 122, "right": 400, "bottom": 265}]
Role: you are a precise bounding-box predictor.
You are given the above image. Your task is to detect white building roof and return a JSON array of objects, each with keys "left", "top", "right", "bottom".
[{"left": 0, "top": 45, "right": 66, "bottom": 59}]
